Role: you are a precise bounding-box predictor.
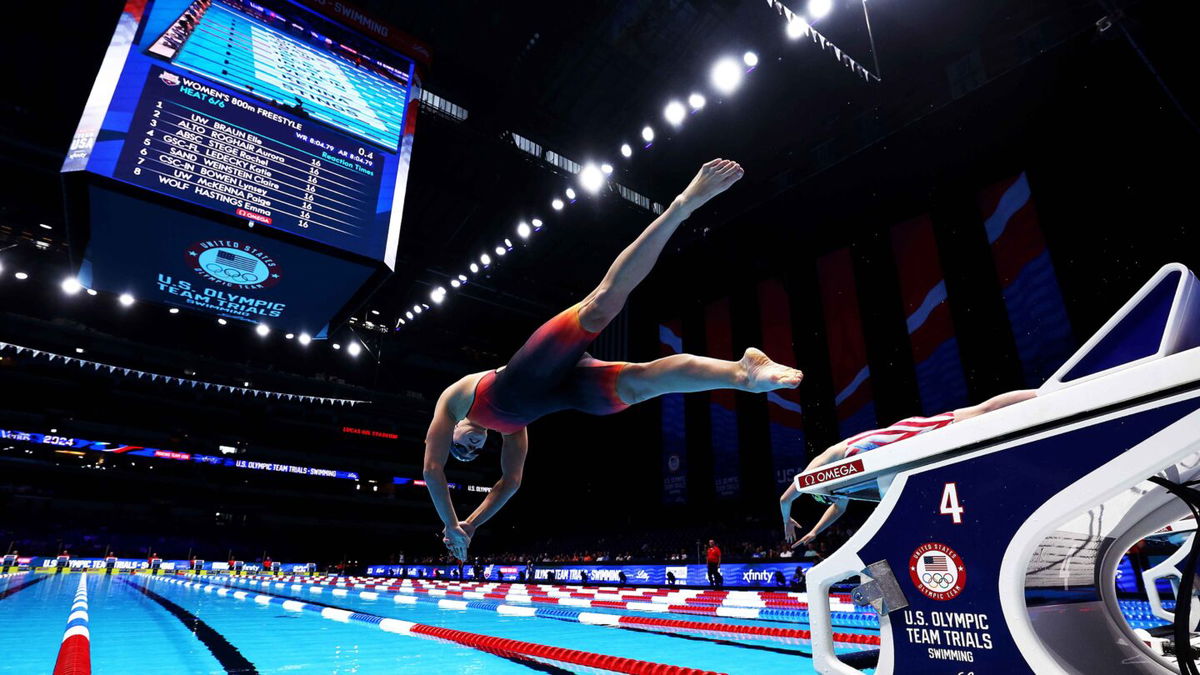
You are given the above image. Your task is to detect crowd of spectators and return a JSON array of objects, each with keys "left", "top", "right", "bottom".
[{"left": 395, "top": 520, "right": 860, "bottom": 567}]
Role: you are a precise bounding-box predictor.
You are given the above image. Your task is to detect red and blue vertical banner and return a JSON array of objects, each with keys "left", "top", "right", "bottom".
[
  {"left": 979, "top": 173, "right": 1074, "bottom": 386},
  {"left": 705, "top": 298, "right": 741, "bottom": 499},
  {"left": 890, "top": 216, "right": 969, "bottom": 415},
  {"left": 659, "top": 319, "right": 687, "bottom": 505},
  {"left": 757, "top": 279, "right": 807, "bottom": 491},
  {"left": 818, "top": 248, "right": 878, "bottom": 439}
]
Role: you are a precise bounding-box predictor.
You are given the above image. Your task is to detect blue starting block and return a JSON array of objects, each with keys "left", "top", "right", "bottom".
[{"left": 797, "top": 263, "right": 1200, "bottom": 673}]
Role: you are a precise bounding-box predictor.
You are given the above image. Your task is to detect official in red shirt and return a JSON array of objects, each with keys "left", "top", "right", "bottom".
[{"left": 706, "top": 540, "right": 723, "bottom": 587}]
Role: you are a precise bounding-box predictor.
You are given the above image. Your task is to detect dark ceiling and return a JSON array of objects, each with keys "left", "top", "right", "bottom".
[{"left": 0, "top": 0, "right": 1168, "bottom": 397}]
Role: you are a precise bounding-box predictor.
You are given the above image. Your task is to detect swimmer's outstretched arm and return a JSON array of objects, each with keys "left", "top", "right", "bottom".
[
  {"left": 578, "top": 159, "right": 744, "bottom": 331},
  {"left": 795, "top": 499, "right": 849, "bottom": 547},
  {"left": 463, "top": 429, "right": 528, "bottom": 529},
  {"left": 423, "top": 389, "right": 471, "bottom": 559}
]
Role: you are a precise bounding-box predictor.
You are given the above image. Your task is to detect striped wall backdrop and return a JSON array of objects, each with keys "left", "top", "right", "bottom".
[
  {"left": 979, "top": 173, "right": 1074, "bottom": 386},
  {"left": 890, "top": 216, "right": 969, "bottom": 415},
  {"left": 818, "top": 248, "right": 878, "bottom": 438},
  {"left": 756, "top": 279, "right": 808, "bottom": 491}
]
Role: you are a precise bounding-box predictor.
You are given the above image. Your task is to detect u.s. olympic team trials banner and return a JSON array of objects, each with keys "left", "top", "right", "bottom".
[
  {"left": 890, "top": 216, "right": 968, "bottom": 414},
  {"left": 818, "top": 248, "right": 878, "bottom": 438},
  {"left": 979, "top": 173, "right": 1074, "bottom": 386},
  {"left": 705, "top": 297, "right": 741, "bottom": 499},
  {"left": 659, "top": 319, "right": 688, "bottom": 504},
  {"left": 757, "top": 279, "right": 807, "bottom": 490}
]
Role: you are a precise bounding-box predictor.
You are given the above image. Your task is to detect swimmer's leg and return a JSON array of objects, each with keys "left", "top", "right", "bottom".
[
  {"left": 615, "top": 347, "right": 802, "bottom": 405},
  {"left": 579, "top": 160, "right": 744, "bottom": 333},
  {"left": 952, "top": 389, "right": 1037, "bottom": 422}
]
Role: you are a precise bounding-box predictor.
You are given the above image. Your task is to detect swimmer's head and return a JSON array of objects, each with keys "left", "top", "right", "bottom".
[{"left": 450, "top": 418, "right": 488, "bottom": 462}]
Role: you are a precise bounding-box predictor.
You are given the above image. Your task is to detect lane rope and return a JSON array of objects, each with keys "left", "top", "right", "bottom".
[
  {"left": 148, "top": 575, "right": 725, "bottom": 675},
  {"left": 52, "top": 575, "right": 91, "bottom": 675}
]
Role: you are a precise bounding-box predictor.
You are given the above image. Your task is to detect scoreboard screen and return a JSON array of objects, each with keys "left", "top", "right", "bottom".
[{"left": 65, "top": 0, "right": 417, "bottom": 263}]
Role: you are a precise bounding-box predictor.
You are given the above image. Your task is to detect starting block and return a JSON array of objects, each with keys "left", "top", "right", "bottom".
[{"left": 797, "top": 263, "right": 1200, "bottom": 673}]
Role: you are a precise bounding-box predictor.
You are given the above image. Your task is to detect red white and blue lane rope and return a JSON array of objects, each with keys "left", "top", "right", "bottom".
[
  {"left": 149, "top": 576, "right": 723, "bottom": 675},
  {"left": 213, "top": 575, "right": 881, "bottom": 648},
  {"left": 246, "top": 575, "right": 878, "bottom": 629},
  {"left": 52, "top": 575, "right": 91, "bottom": 675}
]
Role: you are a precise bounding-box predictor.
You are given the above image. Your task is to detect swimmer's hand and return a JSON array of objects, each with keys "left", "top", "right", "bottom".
[
  {"left": 676, "top": 159, "right": 744, "bottom": 215},
  {"left": 784, "top": 518, "right": 802, "bottom": 544},
  {"left": 442, "top": 523, "right": 472, "bottom": 561},
  {"left": 792, "top": 532, "right": 817, "bottom": 549}
]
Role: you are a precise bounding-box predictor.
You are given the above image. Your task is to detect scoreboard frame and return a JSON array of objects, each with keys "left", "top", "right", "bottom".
[{"left": 62, "top": 0, "right": 424, "bottom": 337}]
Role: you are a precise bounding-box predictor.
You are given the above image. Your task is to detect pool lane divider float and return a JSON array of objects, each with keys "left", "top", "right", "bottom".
[
  {"left": 212, "top": 575, "right": 880, "bottom": 649},
  {"left": 52, "top": 575, "right": 91, "bottom": 675},
  {"left": 252, "top": 575, "right": 878, "bottom": 628},
  {"left": 148, "top": 576, "right": 724, "bottom": 675}
]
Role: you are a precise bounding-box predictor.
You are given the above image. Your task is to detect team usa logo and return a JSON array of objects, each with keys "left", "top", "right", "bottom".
[
  {"left": 185, "top": 241, "right": 282, "bottom": 289},
  {"left": 909, "top": 542, "right": 966, "bottom": 601}
]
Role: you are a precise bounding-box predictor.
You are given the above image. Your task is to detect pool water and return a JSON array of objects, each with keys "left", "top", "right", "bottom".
[{"left": 0, "top": 572, "right": 882, "bottom": 674}]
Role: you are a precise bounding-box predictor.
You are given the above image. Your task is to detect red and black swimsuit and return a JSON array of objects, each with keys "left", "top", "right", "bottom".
[{"left": 467, "top": 304, "right": 630, "bottom": 434}]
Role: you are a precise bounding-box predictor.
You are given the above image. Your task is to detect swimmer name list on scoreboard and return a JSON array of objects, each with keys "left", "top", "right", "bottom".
[{"left": 114, "top": 66, "right": 385, "bottom": 253}]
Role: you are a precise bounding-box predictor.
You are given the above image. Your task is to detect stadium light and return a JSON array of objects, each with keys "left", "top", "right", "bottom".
[
  {"left": 169, "top": 308, "right": 179, "bottom": 314},
  {"left": 495, "top": 246, "right": 506, "bottom": 256},
  {"left": 578, "top": 164, "right": 604, "bottom": 194},
  {"left": 517, "top": 222, "right": 532, "bottom": 238},
  {"left": 405, "top": 311, "right": 413, "bottom": 320},
  {"left": 565, "top": 187, "right": 577, "bottom": 201},
  {"left": 552, "top": 198, "right": 564, "bottom": 211},
  {"left": 504, "top": 238, "right": 513, "bottom": 248},
  {"left": 431, "top": 287, "right": 446, "bottom": 303},
  {"left": 61, "top": 277, "right": 82, "bottom": 295},
  {"left": 481, "top": 253, "right": 492, "bottom": 266},
  {"left": 348, "top": 342, "right": 362, "bottom": 357},
  {"left": 458, "top": 274, "right": 467, "bottom": 281},
  {"left": 664, "top": 101, "right": 686, "bottom": 126},
  {"left": 688, "top": 93, "right": 706, "bottom": 110},
  {"left": 285, "top": 333, "right": 294, "bottom": 340},
  {"left": 532, "top": 218, "right": 544, "bottom": 230},
  {"left": 620, "top": 143, "right": 632, "bottom": 158},
  {"left": 787, "top": 15, "right": 809, "bottom": 39},
  {"left": 413, "top": 305, "right": 423, "bottom": 315},
  {"left": 332, "top": 343, "right": 341, "bottom": 350},
  {"left": 14, "top": 272, "right": 28, "bottom": 280},
  {"left": 86, "top": 288, "right": 98, "bottom": 296},
  {"left": 255, "top": 323, "right": 270, "bottom": 336},
  {"left": 743, "top": 51, "right": 759, "bottom": 67},
  {"left": 39, "top": 223, "right": 51, "bottom": 230},
  {"left": 808, "top": 0, "right": 832, "bottom": 20},
  {"left": 119, "top": 293, "right": 134, "bottom": 307},
  {"left": 298, "top": 333, "right": 312, "bottom": 345},
  {"left": 450, "top": 279, "right": 461, "bottom": 288},
  {"left": 217, "top": 318, "right": 227, "bottom": 326},
  {"left": 711, "top": 57, "right": 743, "bottom": 94},
  {"left": 469, "top": 262, "right": 480, "bottom": 273},
  {"left": 601, "top": 163, "right": 613, "bottom": 175},
  {"left": 641, "top": 126, "right": 655, "bottom": 143}
]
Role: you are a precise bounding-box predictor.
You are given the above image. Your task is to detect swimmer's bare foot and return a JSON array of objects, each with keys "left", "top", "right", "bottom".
[{"left": 741, "top": 348, "right": 803, "bottom": 393}]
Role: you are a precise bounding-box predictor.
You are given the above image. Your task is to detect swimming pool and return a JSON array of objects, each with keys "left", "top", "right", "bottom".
[{"left": 0, "top": 572, "right": 881, "bottom": 673}]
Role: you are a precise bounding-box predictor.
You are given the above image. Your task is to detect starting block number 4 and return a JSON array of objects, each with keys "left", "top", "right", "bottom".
[{"left": 939, "top": 482, "right": 964, "bottom": 524}]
